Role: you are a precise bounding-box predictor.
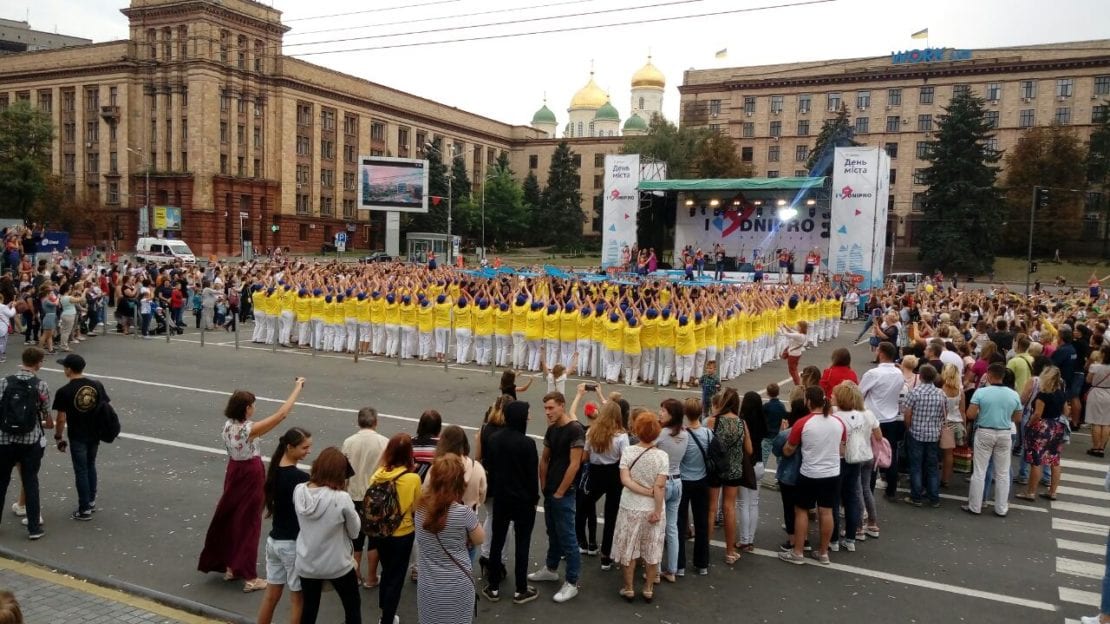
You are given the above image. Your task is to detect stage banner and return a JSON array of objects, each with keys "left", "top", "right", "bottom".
[
  {"left": 827, "top": 146, "right": 890, "bottom": 297},
  {"left": 602, "top": 154, "right": 640, "bottom": 269},
  {"left": 673, "top": 202, "right": 830, "bottom": 265}
]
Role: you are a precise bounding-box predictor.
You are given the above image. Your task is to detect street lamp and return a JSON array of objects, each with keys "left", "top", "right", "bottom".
[
  {"left": 479, "top": 169, "right": 500, "bottom": 257},
  {"left": 126, "top": 147, "right": 150, "bottom": 238},
  {"left": 424, "top": 141, "right": 464, "bottom": 264}
]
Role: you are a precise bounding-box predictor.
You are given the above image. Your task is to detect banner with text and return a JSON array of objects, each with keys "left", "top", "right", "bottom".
[
  {"left": 602, "top": 154, "right": 640, "bottom": 269},
  {"left": 673, "top": 204, "right": 830, "bottom": 264},
  {"left": 827, "top": 146, "right": 890, "bottom": 296}
]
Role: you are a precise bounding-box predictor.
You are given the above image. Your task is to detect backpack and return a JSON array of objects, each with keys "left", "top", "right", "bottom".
[
  {"left": 689, "top": 424, "right": 729, "bottom": 481},
  {"left": 362, "top": 471, "right": 409, "bottom": 538},
  {"left": 91, "top": 381, "right": 121, "bottom": 444},
  {"left": 0, "top": 376, "right": 41, "bottom": 435},
  {"left": 228, "top": 289, "right": 240, "bottom": 309}
]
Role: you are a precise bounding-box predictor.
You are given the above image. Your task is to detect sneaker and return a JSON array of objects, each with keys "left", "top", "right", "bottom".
[
  {"left": 902, "top": 496, "right": 923, "bottom": 507},
  {"left": 11, "top": 502, "right": 25, "bottom": 517},
  {"left": 930, "top": 500, "right": 941, "bottom": 509},
  {"left": 696, "top": 567, "right": 709, "bottom": 576},
  {"left": 811, "top": 550, "right": 831, "bottom": 565},
  {"left": 864, "top": 526, "right": 880, "bottom": 539},
  {"left": 600, "top": 556, "right": 613, "bottom": 571},
  {"left": 828, "top": 540, "right": 840, "bottom": 552},
  {"left": 779, "top": 540, "right": 794, "bottom": 552},
  {"left": 27, "top": 529, "right": 44, "bottom": 540},
  {"left": 552, "top": 582, "right": 578, "bottom": 603},
  {"left": 480, "top": 586, "right": 500, "bottom": 603},
  {"left": 19, "top": 516, "right": 42, "bottom": 526},
  {"left": 71, "top": 510, "right": 93, "bottom": 521},
  {"left": 527, "top": 567, "right": 560, "bottom": 583},
  {"left": 855, "top": 530, "right": 867, "bottom": 542},
  {"left": 778, "top": 550, "right": 806, "bottom": 565},
  {"left": 513, "top": 586, "right": 539, "bottom": 604},
  {"left": 675, "top": 568, "right": 685, "bottom": 578},
  {"left": 841, "top": 539, "right": 856, "bottom": 552},
  {"left": 89, "top": 500, "right": 96, "bottom": 513}
]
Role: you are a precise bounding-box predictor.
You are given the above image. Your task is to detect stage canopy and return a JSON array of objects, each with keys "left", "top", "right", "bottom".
[{"left": 637, "top": 176, "right": 826, "bottom": 192}]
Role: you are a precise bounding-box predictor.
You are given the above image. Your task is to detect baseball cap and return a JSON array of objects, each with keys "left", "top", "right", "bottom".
[{"left": 56, "top": 353, "right": 86, "bottom": 373}]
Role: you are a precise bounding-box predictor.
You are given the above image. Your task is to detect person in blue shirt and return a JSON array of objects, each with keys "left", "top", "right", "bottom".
[{"left": 963, "top": 363, "right": 1023, "bottom": 517}]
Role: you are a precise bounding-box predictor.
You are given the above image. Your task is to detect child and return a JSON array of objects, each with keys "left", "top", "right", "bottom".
[
  {"left": 762, "top": 383, "right": 788, "bottom": 480},
  {"left": 546, "top": 363, "right": 568, "bottom": 395},
  {"left": 698, "top": 360, "right": 721, "bottom": 419}
]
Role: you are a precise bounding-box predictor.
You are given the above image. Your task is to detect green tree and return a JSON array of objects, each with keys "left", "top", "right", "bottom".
[
  {"left": 449, "top": 156, "right": 472, "bottom": 207},
  {"left": 481, "top": 162, "right": 528, "bottom": 249},
  {"left": 0, "top": 100, "right": 54, "bottom": 222},
  {"left": 806, "top": 104, "right": 858, "bottom": 175},
  {"left": 534, "top": 141, "right": 584, "bottom": 246},
  {"left": 495, "top": 151, "right": 512, "bottom": 176},
  {"left": 405, "top": 149, "right": 449, "bottom": 234},
  {"left": 1000, "top": 124, "right": 1087, "bottom": 255},
  {"left": 622, "top": 115, "right": 706, "bottom": 178},
  {"left": 917, "top": 91, "right": 1003, "bottom": 274},
  {"left": 523, "top": 170, "right": 542, "bottom": 209},
  {"left": 691, "top": 132, "right": 753, "bottom": 178}
]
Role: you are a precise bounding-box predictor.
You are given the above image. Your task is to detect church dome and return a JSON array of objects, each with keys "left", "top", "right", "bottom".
[
  {"left": 569, "top": 73, "right": 607, "bottom": 110},
  {"left": 631, "top": 56, "right": 665, "bottom": 89},
  {"left": 623, "top": 113, "right": 648, "bottom": 131},
  {"left": 594, "top": 99, "right": 620, "bottom": 121},
  {"left": 532, "top": 103, "right": 557, "bottom": 125}
]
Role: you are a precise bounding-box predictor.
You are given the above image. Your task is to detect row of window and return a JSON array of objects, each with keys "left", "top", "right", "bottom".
[
  {"left": 2, "top": 85, "right": 121, "bottom": 115},
  {"left": 293, "top": 195, "right": 359, "bottom": 220}
]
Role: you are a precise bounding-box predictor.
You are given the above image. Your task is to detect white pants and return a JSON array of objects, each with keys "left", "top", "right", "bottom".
[
  {"left": 738, "top": 463, "right": 764, "bottom": 544},
  {"left": 372, "top": 323, "right": 385, "bottom": 354},
  {"left": 560, "top": 341, "right": 575, "bottom": 368},
  {"left": 706, "top": 346, "right": 718, "bottom": 371},
  {"left": 722, "top": 346, "right": 736, "bottom": 380},
  {"left": 623, "top": 353, "right": 641, "bottom": 384},
  {"left": 593, "top": 341, "right": 605, "bottom": 377},
  {"left": 322, "top": 323, "right": 336, "bottom": 352},
  {"left": 676, "top": 354, "right": 695, "bottom": 384},
  {"left": 511, "top": 332, "right": 526, "bottom": 368},
  {"left": 358, "top": 323, "right": 371, "bottom": 351},
  {"left": 641, "top": 347, "right": 657, "bottom": 383},
  {"left": 577, "top": 339, "right": 593, "bottom": 376},
  {"left": 475, "top": 334, "right": 493, "bottom": 365},
  {"left": 657, "top": 348, "right": 675, "bottom": 385},
  {"left": 297, "top": 321, "right": 311, "bottom": 346},
  {"left": 434, "top": 328, "right": 449, "bottom": 355},
  {"left": 456, "top": 328, "right": 473, "bottom": 363},
  {"left": 526, "top": 339, "right": 542, "bottom": 371},
  {"left": 385, "top": 324, "right": 400, "bottom": 357},
  {"left": 694, "top": 349, "right": 706, "bottom": 381},
  {"left": 967, "top": 428, "right": 1012, "bottom": 515},
  {"left": 333, "top": 323, "right": 347, "bottom": 353},
  {"left": 278, "top": 311, "right": 295, "bottom": 345},
  {"left": 544, "top": 339, "right": 561, "bottom": 369},
  {"left": 313, "top": 319, "right": 325, "bottom": 350},
  {"left": 495, "top": 335, "right": 511, "bottom": 366},
  {"left": 401, "top": 326, "right": 416, "bottom": 359},
  {"left": 605, "top": 348, "right": 623, "bottom": 382},
  {"left": 419, "top": 331, "right": 433, "bottom": 360},
  {"left": 264, "top": 315, "right": 277, "bottom": 345},
  {"left": 252, "top": 312, "right": 266, "bottom": 342},
  {"left": 346, "top": 319, "right": 359, "bottom": 352}
]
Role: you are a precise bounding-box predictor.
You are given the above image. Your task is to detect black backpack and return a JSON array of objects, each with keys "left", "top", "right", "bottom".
[
  {"left": 690, "top": 421, "right": 730, "bottom": 481},
  {"left": 0, "top": 376, "right": 41, "bottom": 435},
  {"left": 91, "top": 381, "right": 121, "bottom": 444}
]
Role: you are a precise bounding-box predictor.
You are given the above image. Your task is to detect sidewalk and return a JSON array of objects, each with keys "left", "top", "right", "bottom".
[{"left": 0, "top": 557, "right": 222, "bottom": 623}]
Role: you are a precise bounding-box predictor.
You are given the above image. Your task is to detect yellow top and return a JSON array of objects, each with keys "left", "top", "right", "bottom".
[
  {"left": 417, "top": 302, "right": 434, "bottom": 332},
  {"left": 569, "top": 73, "right": 607, "bottom": 110},
  {"left": 639, "top": 315, "right": 658, "bottom": 349},
  {"left": 473, "top": 305, "right": 494, "bottom": 336},
  {"left": 631, "top": 56, "right": 665, "bottom": 89},
  {"left": 542, "top": 311, "right": 561, "bottom": 341},
  {"left": 344, "top": 296, "right": 360, "bottom": 320},
  {"left": 604, "top": 317, "right": 625, "bottom": 351},
  {"left": 356, "top": 298, "right": 371, "bottom": 323},
  {"left": 657, "top": 316, "right": 676, "bottom": 349},
  {"left": 675, "top": 321, "right": 696, "bottom": 356},
  {"left": 279, "top": 289, "right": 295, "bottom": 313},
  {"left": 511, "top": 302, "right": 529, "bottom": 334},
  {"left": 623, "top": 324, "right": 642, "bottom": 355},
  {"left": 495, "top": 306, "right": 513, "bottom": 336},
  {"left": 576, "top": 311, "right": 594, "bottom": 339},
  {"left": 704, "top": 314, "right": 717, "bottom": 347},
  {"left": 383, "top": 299, "right": 400, "bottom": 325},
  {"left": 369, "top": 297, "right": 385, "bottom": 324},
  {"left": 323, "top": 298, "right": 338, "bottom": 325},
  {"left": 310, "top": 295, "right": 326, "bottom": 321},
  {"left": 455, "top": 304, "right": 473, "bottom": 330},
  {"left": 693, "top": 318, "right": 706, "bottom": 351},
  {"left": 369, "top": 467, "right": 422, "bottom": 537},
  {"left": 295, "top": 293, "right": 312, "bottom": 320},
  {"left": 399, "top": 301, "right": 417, "bottom": 327},
  {"left": 433, "top": 300, "right": 452, "bottom": 329},
  {"left": 559, "top": 310, "right": 578, "bottom": 343},
  {"left": 525, "top": 308, "right": 544, "bottom": 341}
]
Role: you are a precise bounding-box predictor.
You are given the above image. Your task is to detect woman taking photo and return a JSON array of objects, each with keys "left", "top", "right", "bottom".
[
  {"left": 198, "top": 377, "right": 306, "bottom": 593},
  {"left": 294, "top": 447, "right": 362, "bottom": 624},
  {"left": 610, "top": 412, "right": 668, "bottom": 603},
  {"left": 257, "top": 427, "right": 312, "bottom": 624},
  {"left": 370, "top": 434, "right": 422, "bottom": 624},
  {"left": 706, "top": 388, "right": 750, "bottom": 565},
  {"left": 655, "top": 399, "right": 687, "bottom": 581},
  {"left": 415, "top": 454, "right": 485, "bottom": 624},
  {"left": 678, "top": 398, "right": 711, "bottom": 576}
]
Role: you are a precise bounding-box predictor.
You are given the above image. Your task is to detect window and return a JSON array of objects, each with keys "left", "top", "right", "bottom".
[
  {"left": 915, "top": 141, "right": 929, "bottom": 159},
  {"left": 321, "top": 139, "right": 335, "bottom": 160},
  {"left": 1097, "top": 76, "right": 1110, "bottom": 96},
  {"left": 344, "top": 144, "right": 356, "bottom": 163},
  {"left": 297, "top": 104, "right": 312, "bottom": 126},
  {"left": 371, "top": 122, "right": 386, "bottom": 141},
  {"left": 917, "top": 114, "right": 933, "bottom": 132},
  {"left": 85, "top": 87, "right": 99, "bottom": 112},
  {"left": 986, "top": 82, "right": 1001, "bottom": 101},
  {"left": 742, "top": 122, "right": 754, "bottom": 138},
  {"left": 984, "top": 110, "right": 999, "bottom": 128},
  {"left": 219, "top": 30, "right": 229, "bottom": 63},
  {"left": 237, "top": 156, "right": 245, "bottom": 176},
  {"left": 767, "top": 145, "right": 779, "bottom": 162},
  {"left": 343, "top": 114, "right": 357, "bottom": 136},
  {"left": 770, "top": 95, "right": 783, "bottom": 114},
  {"left": 798, "top": 94, "right": 811, "bottom": 113},
  {"left": 794, "top": 170, "right": 808, "bottom": 177},
  {"left": 1095, "top": 105, "right": 1109, "bottom": 124},
  {"left": 237, "top": 35, "right": 247, "bottom": 69},
  {"left": 884, "top": 142, "right": 898, "bottom": 158},
  {"left": 854, "top": 117, "right": 869, "bottom": 134},
  {"left": 887, "top": 88, "right": 902, "bottom": 106},
  {"left": 529, "top": 154, "right": 538, "bottom": 169},
  {"left": 86, "top": 120, "right": 99, "bottom": 143},
  {"left": 827, "top": 92, "right": 841, "bottom": 112},
  {"left": 708, "top": 99, "right": 721, "bottom": 116},
  {"left": 298, "top": 222, "right": 309, "bottom": 239},
  {"left": 343, "top": 199, "right": 355, "bottom": 218},
  {"left": 38, "top": 91, "right": 52, "bottom": 113},
  {"left": 147, "top": 28, "right": 157, "bottom": 59},
  {"left": 1056, "top": 78, "right": 1074, "bottom": 98},
  {"left": 237, "top": 124, "right": 245, "bottom": 145},
  {"left": 888, "top": 168, "right": 896, "bottom": 185},
  {"left": 398, "top": 127, "right": 410, "bottom": 151},
  {"left": 576, "top": 122, "right": 583, "bottom": 137},
  {"left": 913, "top": 168, "right": 925, "bottom": 185},
  {"left": 795, "top": 145, "right": 808, "bottom": 162},
  {"left": 769, "top": 120, "right": 781, "bottom": 137},
  {"left": 63, "top": 154, "right": 75, "bottom": 174},
  {"left": 220, "top": 90, "right": 230, "bottom": 112},
  {"left": 107, "top": 182, "right": 119, "bottom": 204},
  {"left": 743, "top": 97, "right": 755, "bottom": 114},
  {"left": 1020, "top": 80, "right": 1036, "bottom": 99},
  {"left": 321, "top": 109, "right": 336, "bottom": 131},
  {"left": 919, "top": 86, "right": 934, "bottom": 104},
  {"left": 63, "top": 123, "right": 75, "bottom": 143},
  {"left": 984, "top": 138, "right": 999, "bottom": 155},
  {"left": 87, "top": 153, "right": 101, "bottom": 173},
  {"left": 593, "top": 174, "right": 603, "bottom": 190},
  {"left": 109, "top": 151, "right": 117, "bottom": 172},
  {"left": 254, "top": 126, "right": 262, "bottom": 148},
  {"left": 797, "top": 119, "right": 810, "bottom": 136},
  {"left": 886, "top": 116, "right": 900, "bottom": 133},
  {"left": 321, "top": 169, "right": 334, "bottom": 188},
  {"left": 162, "top": 27, "right": 172, "bottom": 60},
  {"left": 254, "top": 40, "right": 264, "bottom": 72},
  {"left": 296, "top": 136, "right": 311, "bottom": 156},
  {"left": 1019, "top": 109, "right": 1035, "bottom": 128},
  {"left": 220, "top": 154, "right": 228, "bottom": 174},
  {"left": 344, "top": 172, "right": 356, "bottom": 191},
  {"left": 856, "top": 91, "right": 871, "bottom": 110},
  {"left": 594, "top": 153, "right": 605, "bottom": 167},
  {"left": 61, "top": 90, "right": 74, "bottom": 112},
  {"left": 1056, "top": 107, "right": 1072, "bottom": 124},
  {"left": 181, "top": 151, "right": 187, "bottom": 171},
  {"left": 220, "top": 122, "right": 228, "bottom": 143},
  {"left": 296, "top": 165, "right": 310, "bottom": 185},
  {"left": 766, "top": 170, "right": 779, "bottom": 178},
  {"left": 740, "top": 147, "right": 753, "bottom": 162},
  {"left": 912, "top": 192, "right": 926, "bottom": 213},
  {"left": 952, "top": 84, "right": 970, "bottom": 99},
  {"left": 320, "top": 197, "right": 333, "bottom": 216},
  {"left": 179, "top": 26, "right": 188, "bottom": 58}
]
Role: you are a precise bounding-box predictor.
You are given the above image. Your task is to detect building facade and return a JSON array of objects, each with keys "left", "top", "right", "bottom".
[
  {"left": 679, "top": 40, "right": 1110, "bottom": 246},
  {"left": 0, "top": 18, "right": 91, "bottom": 54}
]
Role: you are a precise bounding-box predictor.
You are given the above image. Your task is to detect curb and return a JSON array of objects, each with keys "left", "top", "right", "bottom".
[{"left": 0, "top": 545, "right": 251, "bottom": 624}]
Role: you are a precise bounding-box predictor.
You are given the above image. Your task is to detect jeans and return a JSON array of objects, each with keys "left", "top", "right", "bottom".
[
  {"left": 859, "top": 460, "right": 878, "bottom": 526},
  {"left": 968, "top": 428, "right": 1013, "bottom": 515},
  {"left": 0, "top": 443, "right": 44, "bottom": 534},
  {"left": 662, "top": 478, "right": 682, "bottom": 574},
  {"left": 832, "top": 462, "right": 862, "bottom": 540},
  {"left": 779, "top": 483, "right": 798, "bottom": 536},
  {"left": 69, "top": 438, "right": 99, "bottom": 513},
  {"left": 678, "top": 477, "right": 709, "bottom": 572},
  {"left": 488, "top": 496, "right": 537, "bottom": 594},
  {"left": 879, "top": 421, "right": 906, "bottom": 497},
  {"left": 300, "top": 569, "right": 360, "bottom": 624},
  {"left": 140, "top": 312, "right": 152, "bottom": 336},
  {"left": 1102, "top": 531, "right": 1110, "bottom": 614},
  {"left": 575, "top": 464, "right": 621, "bottom": 558},
  {"left": 377, "top": 533, "right": 414, "bottom": 624},
  {"left": 906, "top": 434, "right": 940, "bottom": 504},
  {"left": 543, "top": 493, "right": 580, "bottom": 584}
]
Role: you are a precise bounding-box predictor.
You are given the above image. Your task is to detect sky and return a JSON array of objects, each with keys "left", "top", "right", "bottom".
[{"left": 12, "top": 0, "right": 1110, "bottom": 127}]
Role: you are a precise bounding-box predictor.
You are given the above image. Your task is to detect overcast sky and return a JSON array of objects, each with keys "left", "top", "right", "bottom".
[{"left": 14, "top": 0, "right": 1110, "bottom": 127}]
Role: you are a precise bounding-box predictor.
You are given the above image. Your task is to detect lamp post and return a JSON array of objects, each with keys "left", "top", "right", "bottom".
[
  {"left": 126, "top": 147, "right": 150, "bottom": 238},
  {"left": 424, "top": 142, "right": 464, "bottom": 264}
]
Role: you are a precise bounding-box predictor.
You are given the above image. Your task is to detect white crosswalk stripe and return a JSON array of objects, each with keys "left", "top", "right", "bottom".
[
  {"left": 1058, "top": 538, "right": 1106, "bottom": 556},
  {"left": 1058, "top": 557, "right": 1105, "bottom": 580},
  {"left": 1063, "top": 473, "right": 1108, "bottom": 487},
  {"left": 1050, "top": 457, "right": 1107, "bottom": 623},
  {"left": 1054, "top": 501, "right": 1110, "bottom": 518},
  {"left": 1056, "top": 486, "right": 1110, "bottom": 502}
]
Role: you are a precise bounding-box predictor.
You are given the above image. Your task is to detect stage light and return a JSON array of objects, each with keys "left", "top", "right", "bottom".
[
  {"left": 709, "top": 199, "right": 720, "bottom": 207},
  {"left": 777, "top": 206, "right": 798, "bottom": 221},
  {"left": 684, "top": 198, "right": 695, "bottom": 207},
  {"left": 732, "top": 199, "right": 742, "bottom": 206},
  {"left": 776, "top": 199, "right": 787, "bottom": 207},
  {"left": 805, "top": 198, "right": 817, "bottom": 206},
  {"left": 753, "top": 200, "right": 763, "bottom": 206}
]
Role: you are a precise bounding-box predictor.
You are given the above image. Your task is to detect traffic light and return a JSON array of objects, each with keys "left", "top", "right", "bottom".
[
  {"left": 1035, "top": 186, "right": 1050, "bottom": 208},
  {"left": 1030, "top": 261, "right": 1038, "bottom": 274}
]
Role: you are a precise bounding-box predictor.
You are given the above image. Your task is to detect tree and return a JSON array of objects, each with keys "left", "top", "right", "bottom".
[
  {"left": 495, "top": 151, "right": 513, "bottom": 176},
  {"left": 480, "top": 162, "right": 528, "bottom": 249},
  {"left": 534, "top": 141, "right": 584, "bottom": 246},
  {"left": 405, "top": 148, "right": 449, "bottom": 234},
  {"left": 522, "top": 170, "right": 542, "bottom": 211},
  {"left": 622, "top": 115, "right": 707, "bottom": 178},
  {"left": 917, "top": 91, "right": 1003, "bottom": 274},
  {"left": 0, "top": 100, "right": 54, "bottom": 222},
  {"left": 806, "top": 104, "right": 858, "bottom": 176},
  {"left": 1000, "top": 125, "right": 1087, "bottom": 255},
  {"left": 691, "top": 132, "right": 753, "bottom": 178},
  {"left": 449, "top": 156, "right": 471, "bottom": 206}
]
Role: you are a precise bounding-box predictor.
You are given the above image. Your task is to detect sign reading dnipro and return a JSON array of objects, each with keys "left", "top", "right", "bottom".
[{"left": 891, "top": 48, "right": 972, "bottom": 65}]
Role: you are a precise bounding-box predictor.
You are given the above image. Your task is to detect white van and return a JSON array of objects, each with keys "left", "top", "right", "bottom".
[
  {"left": 888, "top": 272, "right": 924, "bottom": 293},
  {"left": 136, "top": 237, "right": 196, "bottom": 264}
]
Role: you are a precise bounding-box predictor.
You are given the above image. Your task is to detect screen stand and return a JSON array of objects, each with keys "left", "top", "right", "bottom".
[{"left": 385, "top": 211, "right": 400, "bottom": 257}]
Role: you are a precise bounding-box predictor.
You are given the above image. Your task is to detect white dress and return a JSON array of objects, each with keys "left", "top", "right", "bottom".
[
  {"left": 610, "top": 446, "right": 668, "bottom": 565},
  {"left": 1087, "top": 364, "right": 1110, "bottom": 426}
]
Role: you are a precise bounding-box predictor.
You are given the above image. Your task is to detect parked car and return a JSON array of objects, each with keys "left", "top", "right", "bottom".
[{"left": 363, "top": 252, "right": 393, "bottom": 263}]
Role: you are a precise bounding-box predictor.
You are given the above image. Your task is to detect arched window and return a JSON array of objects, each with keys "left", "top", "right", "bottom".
[
  {"left": 237, "top": 35, "right": 248, "bottom": 69},
  {"left": 254, "top": 39, "right": 264, "bottom": 72},
  {"left": 639, "top": 96, "right": 645, "bottom": 110},
  {"left": 588, "top": 121, "right": 595, "bottom": 137},
  {"left": 576, "top": 122, "right": 583, "bottom": 136}
]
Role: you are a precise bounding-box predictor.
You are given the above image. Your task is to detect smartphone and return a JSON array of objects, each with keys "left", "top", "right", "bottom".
[{"left": 585, "top": 384, "right": 597, "bottom": 392}]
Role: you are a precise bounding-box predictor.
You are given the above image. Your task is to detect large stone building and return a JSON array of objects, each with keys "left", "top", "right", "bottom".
[
  {"left": 0, "top": 18, "right": 91, "bottom": 54},
  {"left": 679, "top": 40, "right": 1110, "bottom": 247}
]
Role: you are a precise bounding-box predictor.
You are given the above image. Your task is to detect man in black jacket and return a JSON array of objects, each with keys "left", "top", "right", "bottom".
[{"left": 482, "top": 401, "right": 539, "bottom": 605}]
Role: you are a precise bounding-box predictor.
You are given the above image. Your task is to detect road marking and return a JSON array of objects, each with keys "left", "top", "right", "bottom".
[
  {"left": 1059, "top": 586, "right": 1100, "bottom": 606},
  {"left": 1056, "top": 486, "right": 1110, "bottom": 502},
  {"left": 893, "top": 488, "right": 1045, "bottom": 513},
  {"left": 1066, "top": 460, "right": 1109, "bottom": 474},
  {"left": 1057, "top": 557, "right": 1105, "bottom": 580},
  {"left": 1056, "top": 538, "right": 1105, "bottom": 555},
  {"left": 1053, "top": 517, "right": 1110, "bottom": 536},
  {"left": 1053, "top": 501, "right": 1110, "bottom": 518},
  {"left": 1062, "top": 473, "right": 1107, "bottom": 487}
]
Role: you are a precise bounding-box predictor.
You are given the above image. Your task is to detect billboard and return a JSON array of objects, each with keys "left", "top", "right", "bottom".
[
  {"left": 674, "top": 203, "right": 830, "bottom": 264},
  {"left": 827, "top": 146, "right": 891, "bottom": 297},
  {"left": 602, "top": 154, "right": 640, "bottom": 269},
  {"left": 357, "top": 156, "right": 429, "bottom": 213},
  {"left": 38, "top": 231, "right": 70, "bottom": 253},
  {"left": 153, "top": 206, "right": 182, "bottom": 231}
]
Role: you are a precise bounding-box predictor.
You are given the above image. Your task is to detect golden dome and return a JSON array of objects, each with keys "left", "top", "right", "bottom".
[
  {"left": 569, "top": 73, "right": 608, "bottom": 110},
  {"left": 631, "top": 56, "right": 665, "bottom": 89}
]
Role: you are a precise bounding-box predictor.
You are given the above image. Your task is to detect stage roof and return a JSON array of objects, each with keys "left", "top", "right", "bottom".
[{"left": 637, "top": 176, "right": 826, "bottom": 192}]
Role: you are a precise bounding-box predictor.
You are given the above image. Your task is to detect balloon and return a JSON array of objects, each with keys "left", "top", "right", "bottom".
[{"left": 925, "top": 284, "right": 935, "bottom": 293}]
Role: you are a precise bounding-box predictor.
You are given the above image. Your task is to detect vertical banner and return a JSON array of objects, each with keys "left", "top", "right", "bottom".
[
  {"left": 602, "top": 154, "right": 640, "bottom": 269},
  {"left": 828, "top": 146, "right": 890, "bottom": 298}
]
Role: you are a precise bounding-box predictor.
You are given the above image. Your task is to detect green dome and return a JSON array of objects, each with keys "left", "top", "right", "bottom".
[
  {"left": 623, "top": 113, "right": 648, "bottom": 131},
  {"left": 531, "top": 104, "right": 557, "bottom": 125},
  {"left": 594, "top": 100, "right": 620, "bottom": 121}
]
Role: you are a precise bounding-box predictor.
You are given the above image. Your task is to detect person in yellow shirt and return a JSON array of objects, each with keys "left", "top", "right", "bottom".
[
  {"left": 432, "top": 293, "right": 452, "bottom": 363},
  {"left": 622, "top": 310, "right": 643, "bottom": 385},
  {"left": 511, "top": 295, "right": 530, "bottom": 369},
  {"left": 575, "top": 304, "right": 595, "bottom": 376},
  {"left": 383, "top": 293, "right": 400, "bottom": 358},
  {"left": 720, "top": 308, "right": 736, "bottom": 381},
  {"left": 368, "top": 438, "right": 422, "bottom": 624},
  {"left": 524, "top": 300, "right": 545, "bottom": 371},
  {"left": 249, "top": 285, "right": 266, "bottom": 344},
  {"left": 356, "top": 292, "right": 372, "bottom": 355},
  {"left": 278, "top": 284, "right": 296, "bottom": 348},
  {"left": 331, "top": 293, "right": 349, "bottom": 354},
  {"left": 369, "top": 291, "right": 386, "bottom": 355},
  {"left": 398, "top": 294, "right": 417, "bottom": 359},
  {"left": 592, "top": 304, "right": 608, "bottom": 378},
  {"left": 674, "top": 312, "right": 697, "bottom": 389},
  {"left": 473, "top": 297, "right": 495, "bottom": 366},
  {"left": 704, "top": 308, "right": 718, "bottom": 373},
  {"left": 494, "top": 300, "right": 513, "bottom": 367},
  {"left": 321, "top": 292, "right": 338, "bottom": 352},
  {"left": 309, "top": 289, "right": 326, "bottom": 350},
  {"left": 601, "top": 309, "right": 625, "bottom": 383},
  {"left": 417, "top": 295, "right": 435, "bottom": 360},
  {"left": 736, "top": 306, "right": 751, "bottom": 375},
  {"left": 542, "top": 303, "right": 562, "bottom": 367},
  {"left": 454, "top": 295, "right": 474, "bottom": 364},
  {"left": 656, "top": 307, "right": 676, "bottom": 386},
  {"left": 559, "top": 302, "right": 578, "bottom": 369},
  {"left": 693, "top": 309, "right": 707, "bottom": 381},
  {"left": 639, "top": 307, "right": 660, "bottom": 384},
  {"left": 295, "top": 288, "right": 313, "bottom": 348},
  {"left": 343, "top": 288, "right": 361, "bottom": 353}
]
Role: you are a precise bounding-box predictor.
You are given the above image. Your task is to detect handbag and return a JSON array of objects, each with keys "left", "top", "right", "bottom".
[
  {"left": 872, "top": 436, "right": 892, "bottom": 469},
  {"left": 739, "top": 446, "right": 757, "bottom": 490}
]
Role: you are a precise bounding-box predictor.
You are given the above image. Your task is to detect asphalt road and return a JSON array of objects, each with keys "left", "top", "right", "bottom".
[{"left": 0, "top": 323, "right": 1102, "bottom": 624}]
